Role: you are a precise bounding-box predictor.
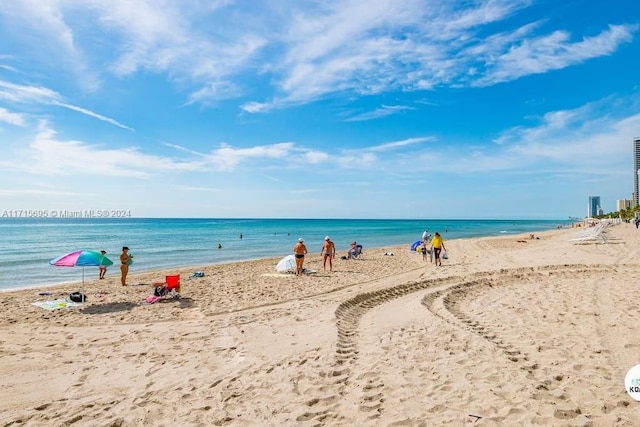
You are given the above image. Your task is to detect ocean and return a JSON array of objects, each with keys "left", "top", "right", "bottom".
[{"left": 0, "top": 218, "right": 571, "bottom": 291}]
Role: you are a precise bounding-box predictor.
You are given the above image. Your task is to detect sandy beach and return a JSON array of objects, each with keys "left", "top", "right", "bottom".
[{"left": 2, "top": 223, "right": 640, "bottom": 426}]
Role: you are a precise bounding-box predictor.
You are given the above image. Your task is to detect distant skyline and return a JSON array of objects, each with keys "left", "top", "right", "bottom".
[{"left": 0, "top": 1, "right": 639, "bottom": 219}]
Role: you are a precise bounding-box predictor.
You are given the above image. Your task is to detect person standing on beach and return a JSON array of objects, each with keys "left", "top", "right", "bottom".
[
  {"left": 422, "top": 230, "right": 429, "bottom": 242},
  {"left": 293, "top": 238, "right": 308, "bottom": 276},
  {"left": 119, "top": 246, "right": 133, "bottom": 286},
  {"left": 321, "top": 236, "right": 335, "bottom": 272},
  {"left": 420, "top": 241, "right": 431, "bottom": 263},
  {"left": 431, "top": 232, "right": 446, "bottom": 267},
  {"left": 98, "top": 250, "right": 108, "bottom": 279}
]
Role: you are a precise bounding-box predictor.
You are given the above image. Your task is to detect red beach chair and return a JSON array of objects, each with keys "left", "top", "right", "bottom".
[{"left": 164, "top": 274, "right": 181, "bottom": 298}]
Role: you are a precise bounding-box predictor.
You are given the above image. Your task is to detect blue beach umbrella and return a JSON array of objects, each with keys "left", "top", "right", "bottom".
[
  {"left": 410, "top": 241, "right": 423, "bottom": 251},
  {"left": 50, "top": 250, "right": 114, "bottom": 301}
]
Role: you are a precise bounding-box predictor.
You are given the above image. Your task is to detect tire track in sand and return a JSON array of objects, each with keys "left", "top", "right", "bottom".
[{"left": 298, "top": 264, "right": 617, "bottom": 424}]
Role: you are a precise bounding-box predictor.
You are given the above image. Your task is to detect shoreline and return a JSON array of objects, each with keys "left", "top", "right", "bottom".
[
  {"left": 1, "top": 218, "right": 571, "bottom": 291},
  {"left": 0, "top": 229, "right": 563, "bottom": 316},
  {"left": 4, "top": 223, "right": 637, "bottom": 425},
  {"left": 4, "top": 223, "right": 570, "bottom": 294}
]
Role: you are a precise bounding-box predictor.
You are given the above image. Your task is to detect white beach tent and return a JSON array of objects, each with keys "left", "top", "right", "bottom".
[{"left": 276, "top": 254, "right": 296, "bottom": 273}]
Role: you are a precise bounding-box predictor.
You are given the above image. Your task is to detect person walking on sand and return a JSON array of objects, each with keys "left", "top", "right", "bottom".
[
  {"left": 119, "top": 246, "right": 133, "bottom": 286},
  {"left": 98, "top": 250, "right": 108, "bottom": 279},
  {"left": 321, "top": 236, "right": 335, "bottom": 272},
  {"left": 293, "top": 238, "right": 308, "bottom": 276},
  {"left": 431, "top": 232, "right": 446, "bottom": 266}
]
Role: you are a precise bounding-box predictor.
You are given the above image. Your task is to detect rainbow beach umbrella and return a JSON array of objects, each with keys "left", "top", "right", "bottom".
[{"left": 50, "top": 250, "right": 114, "bottom": 302}]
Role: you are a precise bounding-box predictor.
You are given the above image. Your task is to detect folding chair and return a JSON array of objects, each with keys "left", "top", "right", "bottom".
[
  {"left": 154, "top": 274, "right": 182, "bottom": 299},
  {"left": 349, "top": 245, "right": 363, "bottom": 259}
]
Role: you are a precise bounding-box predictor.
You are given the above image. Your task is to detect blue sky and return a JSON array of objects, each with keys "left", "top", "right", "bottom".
[{"left": 0, "top": 0, "right": 638, "bottom": 219}]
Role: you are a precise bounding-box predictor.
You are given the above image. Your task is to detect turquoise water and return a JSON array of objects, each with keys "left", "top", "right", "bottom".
[{"left": 0, "top": 218, "right": 570, "bottom": 291}]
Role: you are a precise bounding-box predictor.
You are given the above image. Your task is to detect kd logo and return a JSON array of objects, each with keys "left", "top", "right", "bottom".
[{"left": 625, "top": 365, "right": 640, "bottom": 401}]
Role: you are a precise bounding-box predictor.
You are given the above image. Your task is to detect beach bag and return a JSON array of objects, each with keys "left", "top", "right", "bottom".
[
  {"left": 154, "top": 286, "right": 167, "bottom": 297},
  {"left": 69, "top": 292, "right": 87, "bottom": 303},
  {"left": 442, "top": 251, "right": 449, "bottom": 260},
  {"left": 190, "top": 271, "right": 205, "bottom": 278}
]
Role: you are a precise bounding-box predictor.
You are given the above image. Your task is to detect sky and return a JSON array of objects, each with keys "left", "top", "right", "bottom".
[{"left": 0, "top": 0, "right": 639, "bottom": 220}]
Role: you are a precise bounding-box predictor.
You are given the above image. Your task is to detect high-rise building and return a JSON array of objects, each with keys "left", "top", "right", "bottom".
[
  {"left": 617, "top": 199, "right": 631, "bottom": 211},
  {"left": 588, "top": 196, "right": 601, "bottom": 218},
  {"left": 634, "top": 137, "right": 640, "bottom": 205}
]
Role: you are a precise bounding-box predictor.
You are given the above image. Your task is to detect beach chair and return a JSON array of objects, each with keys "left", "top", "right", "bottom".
[
  {"left": 154, "top": 274, "right": 182, "bottom": 299},
  {"left": 569, "top": 222, "right": 608, "bottom": 244},
  {"left": 348, "top": 245, "right": 363, "bottom": 259}
]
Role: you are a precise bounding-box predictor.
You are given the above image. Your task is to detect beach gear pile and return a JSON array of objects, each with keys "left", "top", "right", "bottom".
[{"left": 69, "top": 291, "right": 87, "bottom": 303}]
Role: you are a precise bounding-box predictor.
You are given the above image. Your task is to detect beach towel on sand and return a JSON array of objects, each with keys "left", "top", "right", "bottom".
[{"left": 32, "top": 299, "right": 80, "bottom": 310}]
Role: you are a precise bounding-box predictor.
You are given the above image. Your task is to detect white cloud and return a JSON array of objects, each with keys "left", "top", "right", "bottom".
[
  {"left": 473, "top": 24, "right": 638, "bottom": 87},
  {"left": 0, "top": 107, "right": 26, "bottom": 126},
  {"left": 55, "top": 102, "right": 134, "bottom": 131},
  {"left": 367, "top": 137, "right": 434, "bottom": 152},
  {"left": 0, "top": 0, "right": 100, "bottom": 91},
  {"left": 344, "top": 105, "right": 415, "bottom": 122},
  {"left": 451, "top": 96, "right": 640, "bottom": 174},
  {"left": 240, "top": 101, "right": 272, "bottom": 114},
  {"left": 0, "top": 80, "right": 60, "bottom": 103},
  {"left": 1, "top": 1, "right": 635, "bottom": 110},
  {"left": 0, "top": 80, "right": 133, "bottom": 130},
  {"left": 2, "top": 122, "right": 198, "bottom": 178},
  {"left": 303, "top": 150, "right": 330, "bottom": 164},
  {"left": 206, "top": 142, "right": 295, "bottom": 171},
  {"left": 244, "top": 2, "right": 636, "bottom": 109}
]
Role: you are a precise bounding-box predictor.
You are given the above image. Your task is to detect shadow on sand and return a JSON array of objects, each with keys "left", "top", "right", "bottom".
[{"left": 81, "top": 301, "right": 139, "bottom": 315}]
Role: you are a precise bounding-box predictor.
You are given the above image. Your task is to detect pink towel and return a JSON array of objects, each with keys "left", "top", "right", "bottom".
[{"left": 145, "top": 295, "right": 160, "bottom": 304}]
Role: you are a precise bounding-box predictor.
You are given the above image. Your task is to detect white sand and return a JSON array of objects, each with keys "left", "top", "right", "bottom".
[{"left": 1, "top": 223, "right": 640, "bottom": 426}]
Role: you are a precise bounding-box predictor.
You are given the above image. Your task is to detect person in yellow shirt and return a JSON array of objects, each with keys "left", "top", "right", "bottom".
[{"left": 431, "top": 232, "right": 446, "bottom": 266}]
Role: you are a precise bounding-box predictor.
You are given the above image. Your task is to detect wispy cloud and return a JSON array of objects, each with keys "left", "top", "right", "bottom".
[
  {"left": 54, "top": 102, "right": 134, "bottom": 131},
  {"left": 3, "top": 1, "right": 632, "bottom": 111},
  {"left": 244, "top": 0, "right": 633, "bottom": 110},
  {"left": 0, "top": 80, "right": 133, "bottom": 130},
  {"left": 3, "top": 122, "right": 196, "bottom": 178},
  {"left": 449, "top": 95, "right": 640, "bottom": 174},
  {"left": 0, "top": 80, "right": 59, "bottom": 103},
  {"left": 0, "top": 107, "right": 26, "bottom": 126},
  {"left": 0, "top": 2, "right": 100, "bottom": 91},
  {"left": 206, "top": 142, "right": 296, "bottom": 172},
  {"left": 367, "top": 137, "right": 434, "bottom": 152},
  {"left": 344, "top": 105, "right": 415, "bottom": 122},
  {"left": 0, "top": 64, "right": 18, "bottom": 73},
  {"left": 240, "top": 101, "right": 272, "bottom": 114},
  {"left": 472, "top": 24, "right": 638, "bottom": 87}
]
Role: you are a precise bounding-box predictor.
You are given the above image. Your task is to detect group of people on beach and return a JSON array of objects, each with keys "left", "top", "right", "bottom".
[
  {"left": 292, "top": 229, "right": 447, "bottom": 276},
  {"left": 97, "top": 246, "right": 133, "bottom": 286},
  {"left": 292, "top": 236, "right": 361, "bottom": 276},
  {"left": 420, "top": 230, "right": 447, "bottom": 267},
  {"left": 108, "top": 229, "right": 446, "bottom": 284}
]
